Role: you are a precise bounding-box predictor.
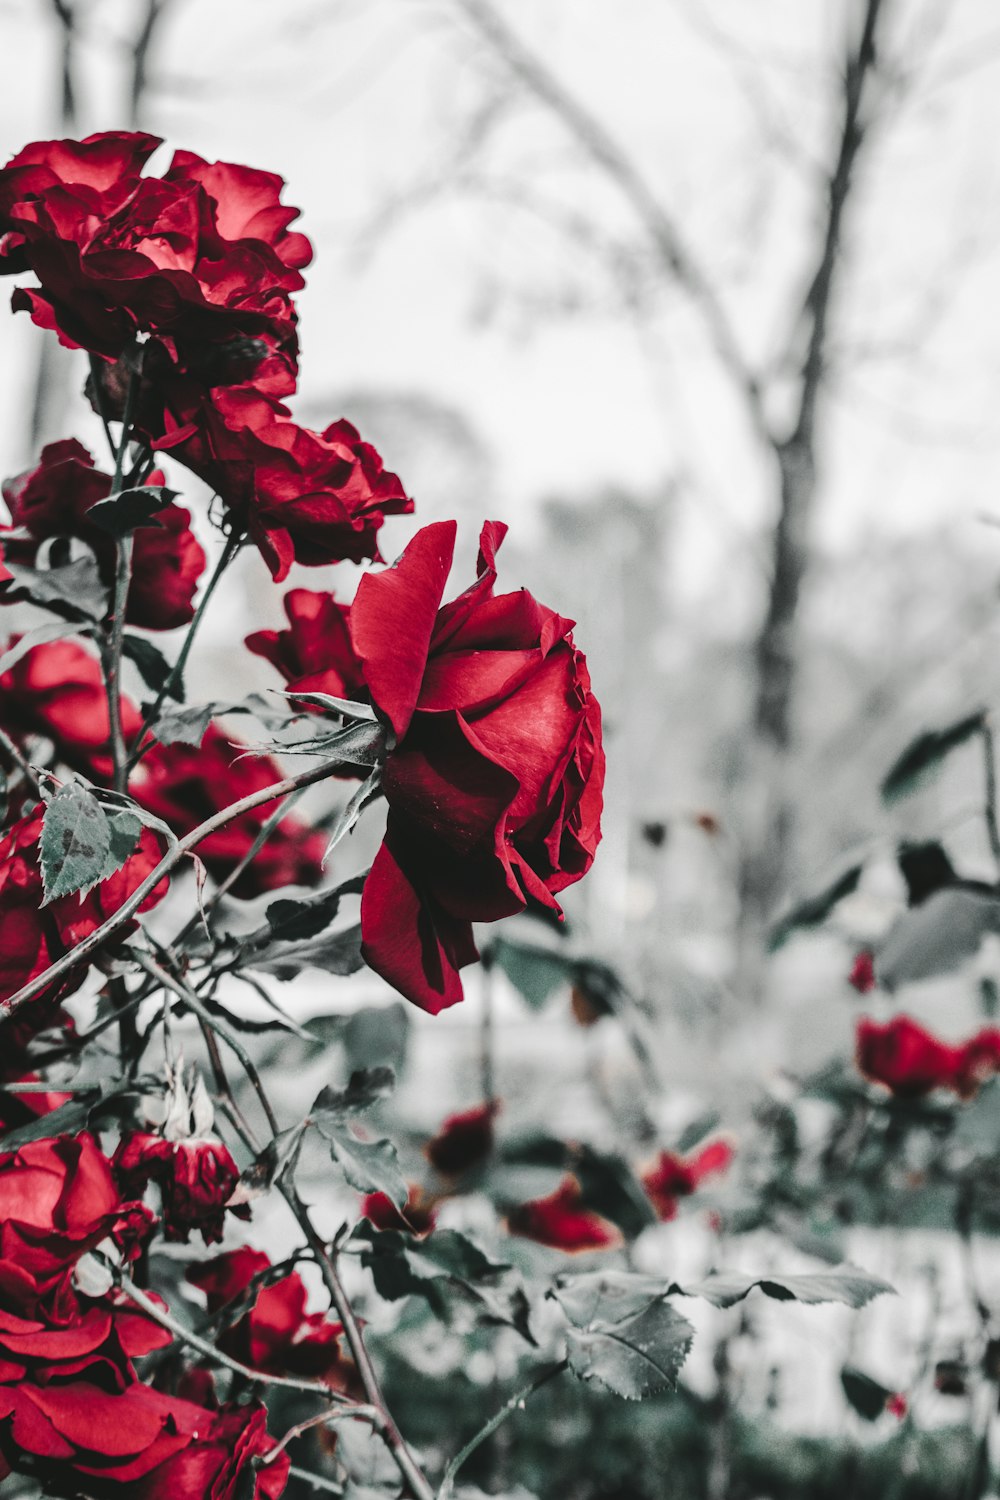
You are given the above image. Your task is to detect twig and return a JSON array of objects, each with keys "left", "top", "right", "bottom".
[
  {"left": 981, "top": 720, "right": 1000, "bottom": 872},
  {"left": 437, "top": 1359, "right": 568, "bottom": 1498},
  {"left": 3, "top": 754, "right": 355, "bottom": 1017}
]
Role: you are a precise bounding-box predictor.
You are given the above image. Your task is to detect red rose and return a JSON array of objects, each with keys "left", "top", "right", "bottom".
[
  {"left": 0, "top": 132, "right": 309, "bottom": 378},
  {"left": 0, "top": 806, "right": 166, "bottom": 1029},
  {"left": 856, "top": 1015, "right": 1000, "bottom": 1098},
  {"left": 0, "top": 637, "right": 144, "bottom": 781},
  {"left": 425, "top": 1101, "right": 498, "bottom": 1176},
  {"left": 848, "top": 950, "right": 876, "bottom": 994},
  {"left": 362, "top": 1187, "right": 437, "bottom": 1237},
  {"left": 640, "top": 1139, "right": 734, "bottom": 1222},
  {"left": 2, "top": 439, "right": 206, "bottom": 630},
  {"left": 508, "top": 1176, "right": 619, "bottom": 1252},
  {"left": 352, "top": 520, "right": 604, "bottom": 1013},
  {"left": 113, "top": 1132, "right": 247, "bottom": 1245},
  {"left": 153, "top": 384, "right": 411, "bottom": 580},
  {"left": 246, "top": 587, "right": 366, "bottom": 705},
  {"left": 130, "top": 726, "right": 326, "bottom": 896},
  {"left": 134, "top": 1402, "right": 290, "bottom": 1500},
  {"left": 188, "top": 1247, "right": 347, "bottom": 1381}
]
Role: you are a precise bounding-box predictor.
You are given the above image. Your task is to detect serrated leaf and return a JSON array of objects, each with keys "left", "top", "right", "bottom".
[
  {"left": 841, "top": 1365, "right": 893, "bottom": 1421},
  {"left": 551, "top": 1271, "right": 675, "bottom": 1328},
  {"left": 149, "top": 700, "right": 216, "bottom": 747},
  {"left": 123, "top": 634, "right": 182, "bottom": 700},
  {"left": 564, "top": 1299, "right": 694, "bottom": 1400},
  {"left": 666, "top": 1265, "right": 894, "bottom": 1309},
  {"left": 260, "top": 873, "right": 367, "bottom": 945},
  {"left": 3, "top": 557, "right": 108, "bottom": 621},
  {"left": 312, "top": 1068, "right": 396, "bottom": 1121},
  {"left": 769, "top": 862, "right": 864, "bottom": 951},
  {"left": 360, "top": 1227, "right": 535, "bottom": 1341},
  {"left": 881, "top": 711, "right": 985, "bottom": 804},
  {"left": 87, "top": 484, "right": 177, "bottom": 537},
  {"left": 40, "top": 782, "right": 112, "bottom": 903},
  {"left": 250, "top": 922, "right": 364, "bottom": 981}
]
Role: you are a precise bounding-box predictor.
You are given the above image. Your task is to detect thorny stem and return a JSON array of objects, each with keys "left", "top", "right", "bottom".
[
  {"left": 101, "top": 367, "right": 141, "bottom": 799},
  {"left": 981, "top": 719, "right": 1000, "bottom": 872},
  {"left": 436, "top": 1359, "right": 569, "bottom": 1498},
  {"left": 127, "top": 526, "right": 244, "bottom": 772},
  {"left": 115, "top": 1267, "right": 361, "bottom": 1404},
  {"left": 2, "top": 754, "right": 353, "bottom": 1017},
  {"left": 0, "top": 724, "right": 42, "bottom": 800}
]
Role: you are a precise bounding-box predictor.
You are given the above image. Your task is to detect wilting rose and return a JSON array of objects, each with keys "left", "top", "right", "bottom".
[
  {"left": 508, "top": 1176, "right": 619, "bottom": 1253},
  {"left": 352, "top": 520, "right": 604, "bottom": 1013},
  {"left": 425, "top": 1101, "right": 498, "bottom": 1176},
  {"left": 246, "top": 587, "right": 366, "bottom": 705},
  {"left": 0, "top": 132, "right": 309, "bottom": 378},
  {"left": 856, "top": 1014, "right": 1000, "bottom": 1098},
  {"left": 1, "top": 439, "right": 205, "bottom": 630},
  {"left": 0, "top": 806, "right": 166, "bottom": 1029},
  {"left": 0, "top": 637, "right": 144, "bottom": 781},
  {"left": 130, "top": 726, "right": 325, "bottom": 896},
  {"left": 152, "top": 384, "right": 410, "bottom": 580},
  {"left": 188, "top": 1247, "right": 348, "bottom": 1381},
  {"left": 640, "top": 1139, "right": 734, "bottom": 1222},
  {"left": 113, "top": 1133, "right": 247, "bottom": 1245}
]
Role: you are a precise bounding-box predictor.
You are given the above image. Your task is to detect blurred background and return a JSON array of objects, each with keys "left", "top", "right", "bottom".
[{"left": 4, "top": 3, "right": 1000, "bottom": 1495}]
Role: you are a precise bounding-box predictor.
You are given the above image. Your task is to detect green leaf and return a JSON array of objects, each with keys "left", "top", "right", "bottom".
[
  {"left": 310, "top": 1069, "right": 406, "bottom": 1208},
  {"left": 40, "top": 782, "right": 112, "bottom": 903},
  {"left": 123, "top": 634, "right": 182, "bottom": 701},
  {"left": 323, "top": 768, "right": 382, "bottom": 862},
  {"left": 876, "top": 888, "right": 1000, "bottom": 990},
  {"left": 99, "top": 808, "right": 143, "bottom": 880},
  {"left": 0, "top": 621, "right": 86, "bottom": 677},
  {"left": 666, "top": 1265, "right": 894, "bottom": 1309},
  {"left": 491, "top": 937, "right": 572, "bottom": 1009},
  {"left": 564, "top": 1298, "right": 694, "bottom": 1400},
  {"left": 282, "top": 690, "right": 378, "bottom": 723},
  {"left": 250, "top": 922, "right": 364, "bottom": 981},
  {"left": 769, "top": 863, "right": 864, "bottom": 951},
  {"left": 312, "top": 1068, "right": 397, "bottom": 1120},
  {"left": 0, "top": 1091, "right": 101, "bottom": 1148},
  {"left": 881, "top": 711, "right": 985, "bottom": 804},
  {"left": 360, "top": 1227, "right": 535, "bottom": 1341},
  {"left": 148, "top": 701, "right": 216, "bottom": 747},
  {"left": 87, "top": 484, "right": 177, "bottom": 536},
  {"left": 261, "top": 874, "right": 366, "bottom": 944},
  {"left": 841, "top": 1365, "right": 893, "bottom": 1421},
  {"left": 3, "top": 557, "right": 108, "bottom": 622},
  {"left": 551, "top": 1271, "right": 677, "bottom": 1328}
]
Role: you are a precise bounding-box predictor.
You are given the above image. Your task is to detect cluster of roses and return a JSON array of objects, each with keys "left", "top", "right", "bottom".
[
  {"left": 0, "top": 129, "right": 604, "bottom": 1019},
  {"left": 855, "top": 1013, "right": 1000, "bottom": 1099},
  {"left": 0, "top": 1127, "right": 358, "bottom": 1494}
]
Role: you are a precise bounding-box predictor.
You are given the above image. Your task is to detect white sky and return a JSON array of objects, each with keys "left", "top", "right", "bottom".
[{"left": 2, "top": 0, "right": 1000, "bottom": 625}]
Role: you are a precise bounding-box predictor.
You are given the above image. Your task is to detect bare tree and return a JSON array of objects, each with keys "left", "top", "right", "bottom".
[{"left": 415, "top": 0, "right": 891, "bottom": 990}]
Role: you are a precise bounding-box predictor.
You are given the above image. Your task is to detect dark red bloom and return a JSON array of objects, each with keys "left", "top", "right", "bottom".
[
  {"left": 114, "top": 1132, "right": 246, "bottom": 1245},
  {"left": 507, "top": 1176, "right": 619, "bottom": 1253},
  {"left": 246, "top": 587, "right": 366, "bottom": 704},
  {"left": 425, "top": 1101, "right": 498, "bottom": 1176},
  {"left": 354, "top": 520, "right": 604, "bottom": 1013},
  {"left": 362, "top": 1188, "right": 437, "bottom": 1236},
  {"left": 153, "top": 385, "right": 411, "bottom": 580},
  {"left": 188, "top": 1248, "right": 347, "bottom": 1382},
  {"left": 641, "top": 1139, "right": 734, "bottom": 1222},
  {"left": 130, "top": 726, "right": 325, "bottom": 896},
  {"left": 848, "top": 950, "right": 876, "bottom": 994},
  {"left": 0, "top": 133, "right": 309, "bottom": 379},
  {"left": 0, "top": 805, "right": 166, "bottom": 1031},
  {"left": 0, "top": 637, "right": 144, "bottom": 780},
  {"left": 1, "top": 439, "right": 205, "bottom": 630},
  {"left": 856, "top": 1015, "right": 1000, "bottom": 1098},
  {"left": 134, "top": 1401, "right": 290, "bottom": 1500}
]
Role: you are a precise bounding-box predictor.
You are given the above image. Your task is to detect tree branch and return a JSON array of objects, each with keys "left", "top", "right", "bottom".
[{"left": 452, "top": 0, "right": 769, "bottom": 442}]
